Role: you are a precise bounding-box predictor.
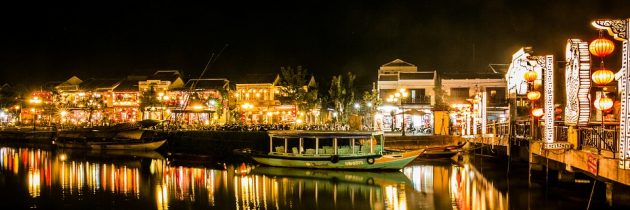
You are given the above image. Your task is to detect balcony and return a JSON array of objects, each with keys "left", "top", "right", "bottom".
[
  {"left": 578, "top": 126, "right": 619, "bottom": 155},
  {"left": 402, "top": 95, "right": 431, "bottom": 105}
]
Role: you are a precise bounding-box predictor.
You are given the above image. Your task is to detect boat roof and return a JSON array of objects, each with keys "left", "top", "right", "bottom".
[{"left": 268, "top": 130, "right": 382, "bottom": 139}]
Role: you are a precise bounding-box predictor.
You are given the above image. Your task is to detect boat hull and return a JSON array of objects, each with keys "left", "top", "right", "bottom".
[
  {"left": 419, "top": 151, "right": 458, "bottom": 159},
  {"left": 55, "top": 139, "right": 167, "bottom": 150},
  {"left": 251, "top": 149, "right": 423, "bottom": 170}
]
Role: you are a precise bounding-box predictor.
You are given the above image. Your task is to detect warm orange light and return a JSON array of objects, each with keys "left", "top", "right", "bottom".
[
  {"left": 527, "top": 91, "right": 541, "bottom": 101},
  {"left": 589, "top": 38, "right": 615, "bottom": 57},
  {"left": 532, "top": 108, "right": 544, "bottom": 118},
  {"left": 524, "top": 70, "right": 538, "bottom": 83},
  {"left": 596, "top": 96, "right": 614, "bottom": 111},
  {"left": 591, "top": 68, "right": 615, "bottom": 86}
]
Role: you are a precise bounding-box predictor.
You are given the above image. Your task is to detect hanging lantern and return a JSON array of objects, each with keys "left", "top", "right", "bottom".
[
  {"left": 589, "top": 38, "right": 615, "bottom": 57},
  {"left": 555, "top": 107, "right": 563, "bottom": 114},
  {"left": 523, "top": 70, "right": 538, "bottom": 83},
  {"left": 596, "top": 96, "right": 614, "bottom": 111},
  {"left": 527, "top": 91, "right": 541, "bottom": 101},
  {"left": 532, "top": 108, "right": 544, "bottom": 118},
  {"left": 591, "top": 68, "right": 615, "bottom": 86}
]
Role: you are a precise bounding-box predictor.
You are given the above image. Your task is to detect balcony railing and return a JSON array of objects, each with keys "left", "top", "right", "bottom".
[
  {"left": 512, "top": 121, "right": 531, "bottom": 140},
  {"left": 403, "top": 96, "right": 431, "bottom": 105},
  {"left": 553, "top": 125, "right": 569, "bottom": 142},
  {"left": 578, "top": 126, "right": 619, "bottom": 155}
]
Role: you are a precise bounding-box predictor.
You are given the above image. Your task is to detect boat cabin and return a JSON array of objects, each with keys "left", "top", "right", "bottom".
[{"left": 267, "top": 131, "right": 384, "bottom": 157}]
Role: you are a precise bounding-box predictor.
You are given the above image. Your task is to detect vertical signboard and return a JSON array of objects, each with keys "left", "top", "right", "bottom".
[
  {"left": 593, "top": 19, "right": 629, "bottom": 169},
  {"left": 544, "top": 55, "right": 555, "bottom": 144}
]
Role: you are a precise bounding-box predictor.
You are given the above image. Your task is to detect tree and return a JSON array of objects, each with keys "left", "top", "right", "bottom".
[
  {"left": 328, "top": 72, "right": 357, "bottom": 124},
  {"left": 433, "top": 83, "right": 450, "bottom": 111},
  {"left": 279, "top": 66, "right": 313, "bottom": 122}
]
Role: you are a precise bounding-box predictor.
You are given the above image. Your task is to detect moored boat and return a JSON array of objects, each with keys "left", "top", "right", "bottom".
[
  {"left": 419, "top": 141, "right": 466, "bottom": 159},
  {"left": 54, "top": 138, "right": 167, "bottom": 150},
  {"left": 238, "top": 131, "right": 424, "bottom": 170},
  {"left": 55, "top": 128, "right": 166, "bottom": 150}
]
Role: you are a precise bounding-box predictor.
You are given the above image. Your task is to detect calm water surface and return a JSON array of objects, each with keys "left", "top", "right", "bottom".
[{"left": 0, "top": 146, "right": 612, "bottom": 209}]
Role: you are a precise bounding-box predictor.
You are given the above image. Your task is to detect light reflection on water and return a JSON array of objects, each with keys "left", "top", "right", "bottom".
[{"left": 0, "top": 146, "right": 514, "bottom": 209}]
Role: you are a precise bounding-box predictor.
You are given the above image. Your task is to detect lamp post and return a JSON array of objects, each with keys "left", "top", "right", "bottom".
[
  {"left": 241, "top": 103, "right": 254, "bottom": 124},
  {"left": 29, "top": 96, "right": 42, "bottom": 131},
  {"left": 387, "top": 88, "right": 409, "bottom": 136}
]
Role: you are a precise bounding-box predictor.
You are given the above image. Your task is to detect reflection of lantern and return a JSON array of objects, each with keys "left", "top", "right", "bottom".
[
  {"left": 527, "top": 91, "right": 541, "bottom": 101},
  {"left": 589, "top": 38, "right": 615, "bottom": 57},
  {"left": 524, "top": 70, "right": 538, "bottom": 83},
  {"left": 592, "top": 68, "right": 615, "bottom": 86},
  {"left": 596, "top": 96, "right": 614, "bottom": 111},
  {"left": 532, "top": 108, "right": 544, "bottom": 118}
]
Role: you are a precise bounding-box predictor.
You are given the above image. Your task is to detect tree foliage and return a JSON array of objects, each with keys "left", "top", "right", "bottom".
[{"left": 328, "top": 72, "right": 357, "bottom": 123}]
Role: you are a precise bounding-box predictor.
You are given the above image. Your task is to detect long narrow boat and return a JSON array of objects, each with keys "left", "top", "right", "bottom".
[
  {"left": 419, "top": 141, "right": 466, "bottom": 159},
  {"left": 54, "top": 129, "right": 166, "bottom": 150},
  {"left": 54, "top": 138, "right": 167, "bottom": 150},
  {"left": 238, "top": 131, "right": 424, "bottom": 170}
]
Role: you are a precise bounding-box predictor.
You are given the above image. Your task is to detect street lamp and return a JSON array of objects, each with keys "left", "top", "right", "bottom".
[
  {"left": 388, "top": 88, "right": 409, "bottom": 136},
  {"left": 29, "top": 97, "right": 42, "bottom": 130},
  {"left": 241, "top": 103, "right": 254, "bottom": 124}
]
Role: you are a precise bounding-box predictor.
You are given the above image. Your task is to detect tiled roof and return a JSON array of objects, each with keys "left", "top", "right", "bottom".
[
  {"left": 148, "top": 70, "right": 182, "bottom": 82},
  {"left": 381, "top": 59, "right": 416, "bottom": 67},
  {"left": 80, "top": 78, "right": 121, "bottom": 90},
  {"left": 114, "top": 80, "right": 140, "bottom": 92}
]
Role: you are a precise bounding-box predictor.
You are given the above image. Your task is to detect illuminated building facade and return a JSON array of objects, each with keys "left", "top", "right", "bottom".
[{"left": 377, "top": 59, "right": 437, "bottom": 134}]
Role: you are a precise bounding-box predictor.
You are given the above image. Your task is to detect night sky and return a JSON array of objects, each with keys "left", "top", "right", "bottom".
[{"left": 1, "top": 0, "right": 629, "bottom": 90}]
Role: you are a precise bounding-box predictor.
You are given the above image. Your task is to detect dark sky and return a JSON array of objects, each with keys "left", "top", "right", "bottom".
[{"left": 1, "top": 0, "right": 629, "bottom": 90}]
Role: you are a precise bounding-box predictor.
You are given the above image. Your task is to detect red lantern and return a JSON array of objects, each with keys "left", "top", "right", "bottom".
[
  {"left": 591, "top": 68, "right": 615, "bottom": 86},
  {"left": 532, "top": 108, "right": 544, "bottom": 118},
  {"left": 523, "top": 70, "right": 538, "bottom": 83},
  {"left": 555, "top": 107, "right": 563, "bottom": 114},
  {"left": 589, "top": 38, "right": 615, "bottom": 57},
  {"left": 527, "top": 91, "right": 541, "bottom": 101}
]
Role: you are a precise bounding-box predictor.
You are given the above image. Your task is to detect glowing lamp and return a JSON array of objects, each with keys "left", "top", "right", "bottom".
[
  {"left": 591, "top": 68, "right": 615, "bottom": 86},
  {"left": 589, "top": 38, "right": 615, "bottom": 57},
  {"left": 526, "top": 91, "right": 541, "bottom": 101},
  {"left": 596, "top": 96, "right": 614, "bottom": 111},
  {"left": 524, "top": 70, "right": 538, "bottom": 83},
  {"left": 531, "top": 108, "right": 544, "bottom": 118}
]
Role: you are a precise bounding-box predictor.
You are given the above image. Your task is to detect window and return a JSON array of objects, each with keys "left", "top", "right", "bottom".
[{"left": 450, "top": 88, "right": 470, "bottom": 102}]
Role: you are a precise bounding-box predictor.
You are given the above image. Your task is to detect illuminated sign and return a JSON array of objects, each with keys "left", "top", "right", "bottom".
[
  {"left": 544, "top": 55, "right": 554, "bottom": 144},
  {"left": 593, "top": 18, "right": 629, "bottom": 169},
  {"left": 564, "top": 39, "right": 591, "bottom": 126}
]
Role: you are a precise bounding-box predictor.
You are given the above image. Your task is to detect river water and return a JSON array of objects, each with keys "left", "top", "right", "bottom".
[{"left": 0, "top": 146, "right": 616, "bottom": 210}]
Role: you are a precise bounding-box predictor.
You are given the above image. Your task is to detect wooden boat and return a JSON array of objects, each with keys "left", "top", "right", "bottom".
[
  {"left": 54, "top": 138, "right": 166, "bottom": 150},
  {"left": 237, "top": 131, "right": 424, "bottom": 170},
  {"left": 420, "top": 141, "right": 466, "bottom": 159},
  {"left": 55, "top": 128, "right": 166, "bottom": 150}
]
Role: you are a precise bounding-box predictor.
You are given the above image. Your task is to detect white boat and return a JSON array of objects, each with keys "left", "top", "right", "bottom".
[{"left": 238, "top": 131, "right": 424, "bottom": 170}]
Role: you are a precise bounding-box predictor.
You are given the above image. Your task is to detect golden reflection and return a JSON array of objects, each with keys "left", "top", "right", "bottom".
[
  {"left": 28, "top": 168, "right": 41, "bottom": 197},
  {"left": 0, "top": 147, "right": 512, "bottom": 210},
  {"left": 448, "top": 163, "right": 508, "bottom": 210}
]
